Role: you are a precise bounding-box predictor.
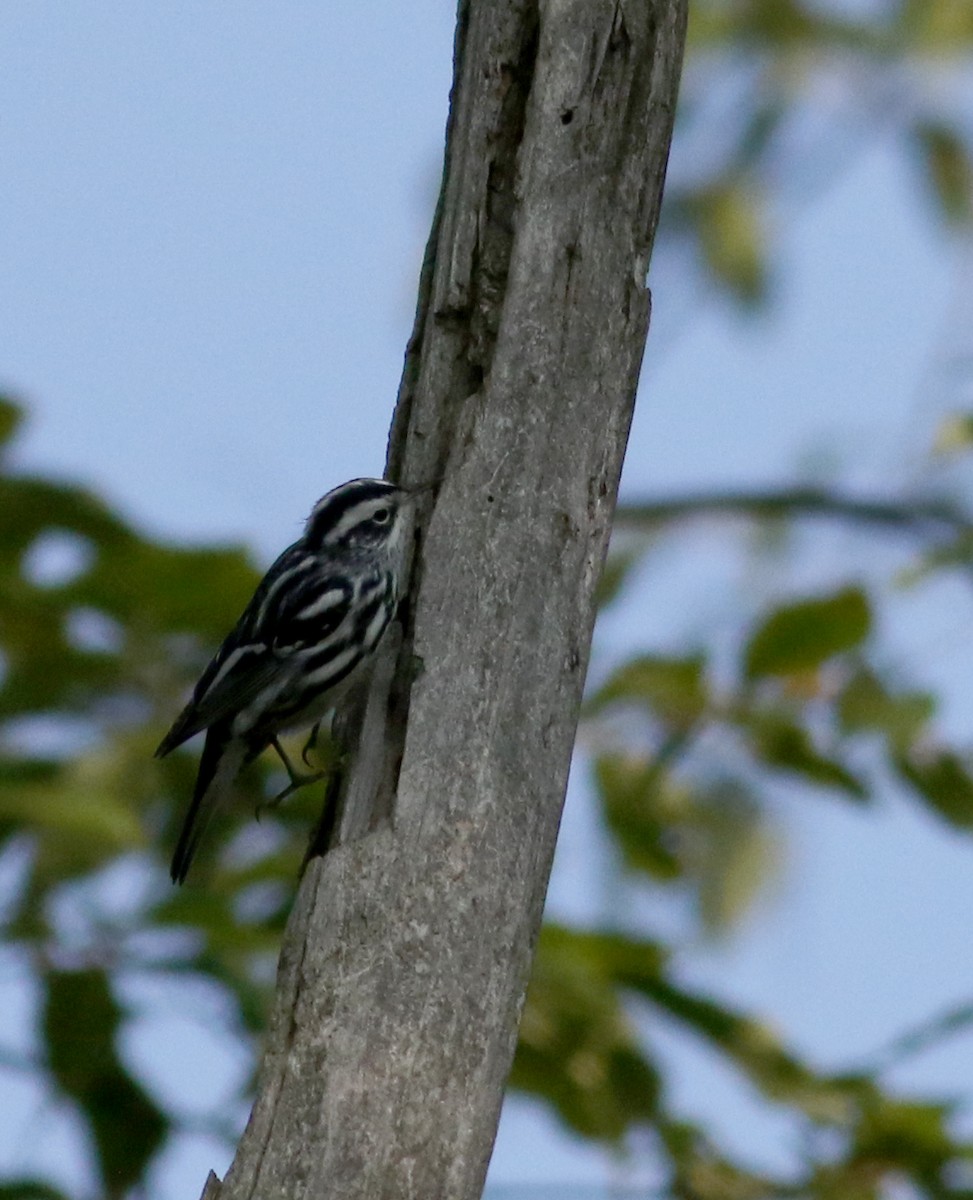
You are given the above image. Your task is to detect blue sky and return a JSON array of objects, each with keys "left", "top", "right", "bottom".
[{"left": 2, "top": 4, "right": 973, "bottom": 1197}]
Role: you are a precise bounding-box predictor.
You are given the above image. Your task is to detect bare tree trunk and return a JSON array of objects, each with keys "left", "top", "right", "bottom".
[{"left": 211, "top": 2, "right": 686, "bottom": 1197}]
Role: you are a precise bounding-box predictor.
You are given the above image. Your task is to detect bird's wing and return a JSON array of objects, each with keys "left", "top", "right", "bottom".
[
  {"left": 155, "top": 555, "right": 354, "bottom": 757},
  {"left": 155, "top": 642, "right": 281, "bottom": 756},
  {"left": 269, "top": 572, "right": 354, "bottom": 652}
]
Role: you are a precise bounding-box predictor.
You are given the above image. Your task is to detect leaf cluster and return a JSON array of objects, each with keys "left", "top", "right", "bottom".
[
  {"left": 2, "top": 439, "right": 973, "bottom": 1195},
  {"left": 667, "top": 0, "right": 973, "bottom": 303},
  {"left": 513, "top": 549, "right": 973, "bottom": 1193},
  {"left": 0, "top": 397, "right": 323, "bottom": 1196}
]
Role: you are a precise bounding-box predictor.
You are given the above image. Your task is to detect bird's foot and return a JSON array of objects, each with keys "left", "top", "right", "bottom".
[
  {"left": 256, "top": 736, "right": 328, "bottom": 820},
  {"left": 256, "top": 767, "right": 329, "bottom": 820},
  {"left": 301, "top": 721, "right": 322, "bottom": 768}
]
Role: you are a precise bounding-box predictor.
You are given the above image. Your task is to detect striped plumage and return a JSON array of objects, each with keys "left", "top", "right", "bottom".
[{"left": 156, "top": 478, "right": 414, "bottom": 883}]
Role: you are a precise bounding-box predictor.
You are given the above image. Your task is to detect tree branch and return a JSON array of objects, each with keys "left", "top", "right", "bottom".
[
  {"left": 214, "top": 3, "right": 688, "bottom": 1197},
  {"left": 615, "top": 486, "right": 973, "bottom": 541}
]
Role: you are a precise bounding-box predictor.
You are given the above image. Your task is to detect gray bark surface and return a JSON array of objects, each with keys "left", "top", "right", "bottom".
[{"left": 212, "top": 1, "right": 687, "bottom": 1197}]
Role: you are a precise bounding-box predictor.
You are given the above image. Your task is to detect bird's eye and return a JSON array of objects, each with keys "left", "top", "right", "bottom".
[{"left": 372, "top": 506, "right": 391, "bottom": 525}]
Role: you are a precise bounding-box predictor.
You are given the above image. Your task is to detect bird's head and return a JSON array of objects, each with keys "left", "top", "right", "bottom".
[{"left": 303, "top": 477, "right": 415, "bottom": 566}]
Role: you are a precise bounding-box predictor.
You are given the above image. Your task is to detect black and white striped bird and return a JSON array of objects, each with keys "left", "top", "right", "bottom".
[{"left": 156, "top": 477, "right": 415, "bottom": 883}]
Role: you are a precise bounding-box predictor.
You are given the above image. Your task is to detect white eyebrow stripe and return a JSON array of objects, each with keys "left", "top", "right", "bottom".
[
  {"left": 296, "top": 588, "right": 347, "bottom": 621},
  {"left": 329, "top": 501, "right": 380, "bottom": 542}
]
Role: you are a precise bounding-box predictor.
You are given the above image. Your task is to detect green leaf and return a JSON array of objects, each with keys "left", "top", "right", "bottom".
[
  {"left": 0, "top": 1184, "right": 70, "bottom": 1200},
  {"left": 0, "top": 475, "right": 133, "bottom": 557},
  {"left": 594, "top": 754, "right": 683, "bottom": 879},
  {"left": 894, "top": 748, "right": 973, "bottom": 829},
  {"left": 43, "top": 969, "right": 167, "bottom": 1198},
  {"left": 658, "top": 1120, "right": 779, "bottom": 1200},
  {"left": 695, "top": 179, "right": 767, "bottom": 304},
  {"left": 0, "top": 766, "right": 143, "bottom": 847},
  {"left": 0, "top": 746, "right": 149, "bottom": 887},
  {"left": 691, "top": 781, "right": 778, "bottom": 933},
  {"left": 901, "top": 0, "right": 973, "bottom": 48},
  {"left": 689, "top": 0, "right": 890, "bottom": 52},
  {"left": 512, "top": 925, "right": 665, "bottom": 1141},
  {"left": 588, "top": 654, "right": 707, "bottom": 728},
  {"left": 932, "top": 410, "right": 973, "bottom": 457},
  {"left": 594, "top": 548, "right": 640, "bottom": 609},
  {"left": 0, "top": 396, "right": 24, "bottom": 450},
  {"left": 837, "top": 667, "right": 934, "bottom": 750},
  {"left": 750, "top": 716, "right": 866, "bottom": 797},
  {"left": 564, "top": 925, "right": 669, "bottom": 992},
  {"left": 594, "top": 761, "right": 777, "bottom": 930},
  {"left": 912, "top": 120, "right": 973, "bottom": 222},
  {"left": 75, "top": 538, "right": 258, "bottom": 639},
  {"left": 744, "top": 586, "right": 871, "bottom": 678},
  {"left": 853, "top": 1095, "right": 960, "bottom": 1176},
  {"left": 632, "top": 974, "right": 860, "bottom": 1123}
]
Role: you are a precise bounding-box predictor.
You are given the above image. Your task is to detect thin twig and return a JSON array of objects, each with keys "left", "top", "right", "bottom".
[
  {"left": 864, "top": 1000, "right": 973, "bottom": 1075},
  {"left": 615, "top": 486, "right": 973, "bottom": 541}
]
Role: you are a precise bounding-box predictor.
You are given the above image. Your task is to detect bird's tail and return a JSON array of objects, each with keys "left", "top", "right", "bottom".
[{"left": 170, "top": 725, "right": 247, "bottom": 884}]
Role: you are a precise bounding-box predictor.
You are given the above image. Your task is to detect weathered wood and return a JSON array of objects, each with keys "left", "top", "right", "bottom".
[{"left": 214, "top": 1, "right": 687, "bottom": 1196}]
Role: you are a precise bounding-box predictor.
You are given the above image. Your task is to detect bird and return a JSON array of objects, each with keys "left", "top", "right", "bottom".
[{"left": 155, "top": 477, "right": 416, "bottom": 883}]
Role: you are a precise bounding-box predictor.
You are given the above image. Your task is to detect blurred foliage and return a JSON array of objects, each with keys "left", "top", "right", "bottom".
[
  {"left": 1, "top": 2, "right": 973, "bottom": 1197},
  {"left": 0, "top": 394, "right": 318, "bottom": 1194},
  {"left": 667, "top": 0, "right": 973, "bottom": 303},
  {"left": 43, "top": 969, "right": 165, "bottom": 1198},
  {"left": 513, "top": 520, "right": 973, "bottom": 1197}
]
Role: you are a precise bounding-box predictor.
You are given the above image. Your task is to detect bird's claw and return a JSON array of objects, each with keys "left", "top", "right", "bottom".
[
  {"left": 257, "top": 736, "right": 329, "bottom": 820},
  {"left": 256, "top": 767, "right": 328, "bottom": 820},
  {"left": 301, "top": 721, "right": 322, "bottom": 768}
]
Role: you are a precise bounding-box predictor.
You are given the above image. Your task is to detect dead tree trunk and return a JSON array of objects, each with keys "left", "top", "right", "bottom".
[{"left": 210, "top": 2, "right": 687, "bottom": 1197}]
